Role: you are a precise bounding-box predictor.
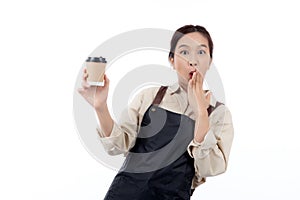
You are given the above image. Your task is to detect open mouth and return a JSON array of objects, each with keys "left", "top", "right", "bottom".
[{"left": 189, "top": 71, "right": 196, "bottom": 79}]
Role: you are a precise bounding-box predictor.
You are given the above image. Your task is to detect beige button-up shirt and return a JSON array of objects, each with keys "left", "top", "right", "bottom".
[{"left": 97, "top": 82, "right": 234, "bottom": 189}]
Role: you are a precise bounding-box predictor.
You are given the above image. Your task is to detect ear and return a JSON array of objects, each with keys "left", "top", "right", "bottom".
[
  {"left": 169, "top": 57, "right": 175, "bottom": 69},
  {"left": 169, "top": 57, "right": 174, "bottom": 65}
]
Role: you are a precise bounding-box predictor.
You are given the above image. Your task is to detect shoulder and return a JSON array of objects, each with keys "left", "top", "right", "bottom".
[
  {"left": 210, "top": 103, "right": 233, "bottom": 124},
  {"left": 140, "top": 86, "right": 161, "bottom": 97},
  {"left": 129, "top": 86, "right": 161, "bottom": 107},
  {"left": 132, "top": 86, "right": 161, "bottom": 100},
  {"left": 126, "top": 86, "right": 162, "bottom": 117}
]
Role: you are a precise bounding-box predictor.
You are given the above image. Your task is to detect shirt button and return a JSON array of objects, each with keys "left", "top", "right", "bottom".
[{"left": 151, "top": 108, "right": 156, "bottom": 112}]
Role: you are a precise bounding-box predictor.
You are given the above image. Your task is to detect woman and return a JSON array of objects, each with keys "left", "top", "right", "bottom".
[{"left": 78, "top": 25, "right": 234, "bottom": 199}]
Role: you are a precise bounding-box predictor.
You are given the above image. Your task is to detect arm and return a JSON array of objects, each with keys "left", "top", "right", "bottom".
[
  {"left": 96, "top": 89, "right": 145, "bottom": 155},
  {"left": 95, "top": 103, "right": 113, "bottom": 137},
  {"left": 188, "top": 105, "right": 234, "bottom": 177},
  {"left": 77, "top": 68, "right": 144, "bottom": 156},
  {"left": 187, "top": 70, "right": 234, "bottom": 179}
]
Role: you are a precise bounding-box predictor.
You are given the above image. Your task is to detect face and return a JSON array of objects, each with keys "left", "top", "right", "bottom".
[{"left": 170, "top": 32, "right": 212, "bottom": 83}]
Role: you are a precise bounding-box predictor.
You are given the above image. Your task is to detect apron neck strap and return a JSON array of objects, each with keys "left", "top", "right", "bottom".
[
  {"left": 207, "top": 101, "right": 224, "bottom": 116},
  {"left": 152, "top": 86, "right": 168, "bottom": 105}
]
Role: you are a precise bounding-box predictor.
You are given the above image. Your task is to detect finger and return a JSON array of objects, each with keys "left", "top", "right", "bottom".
[
  {"left": 188, "top": 78, "right": 193, "bottom": 89},
  {"left": 82, "top": 68, "right": 89, "bottom": 80},
  {"left": 83, "top": 72, "right": 88, "bottom": 81},
  {"left": 104, "top": 74, "right": 109, "bottom": 83},
  {"left": 192, "top": 72, "right": 196, "bottom": 86},
  {"left": 195, "top": 72, "right": 199, "bottom": 89},
  {"left": 103, "top": 74, "right": 110, "bottom": 88},
  {"left": 82, "top": 68, "right": 88, "bottom": 80},
  {"left": 196, "top": 71, "right": 204, "bottom": 90},
  {"left": 77, "top": 88, "right": 84, "bottom": 95},
  {"left": 188, "top": 72, "right": 192, "bottom": 85},
  {"left": 194, "top": 68, "right": 202, "bottom": 79},
  {"left": 205, "top": 91, "right": 211, "bottom": 98},
  {"left": 197, "top": 70, "right": 203, "bottom": 83},
  {"left": 200, "top": 71, "right": 205, "bottom": 83},
  {"left": 190, "top": 72, "right": 194, "bottom": 87},
  {"left": 194, "top": 72, "right": 198, "bottom": 87},
  {"left": 81, "top": 80, "right": 90, "bottom": 89}
]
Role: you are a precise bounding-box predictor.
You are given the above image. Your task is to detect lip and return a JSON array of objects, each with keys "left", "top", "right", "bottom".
[{"left": 189, "top": 70, "right": 196, "bottom": 79}]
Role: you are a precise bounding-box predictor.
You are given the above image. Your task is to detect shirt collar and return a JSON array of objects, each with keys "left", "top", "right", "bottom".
[
  {"left": 168, "top": 82, "right": 217, "bottom": 107},
  {"left": 169, "top": 82, "right": 180, "bottom": 94}
]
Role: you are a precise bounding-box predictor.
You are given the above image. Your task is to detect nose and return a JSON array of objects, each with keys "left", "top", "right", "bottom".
[{"left": 188, "top": 60, "right": 197, "bottom": 67}]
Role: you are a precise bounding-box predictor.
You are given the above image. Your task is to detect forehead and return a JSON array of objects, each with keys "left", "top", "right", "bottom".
[{"left": 176, "top": 32, "right": 209, "bottom": 47}]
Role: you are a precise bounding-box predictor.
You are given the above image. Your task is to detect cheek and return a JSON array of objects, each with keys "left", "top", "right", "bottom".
[
  {"left": 174, "top": 55, "right": 188, "bottom": 68},
  {"left": 174, "top": 58, "right": 187, "bottom": 73},
  {"left": 198, "top": 56, "right": 211, "bottom": 73}
]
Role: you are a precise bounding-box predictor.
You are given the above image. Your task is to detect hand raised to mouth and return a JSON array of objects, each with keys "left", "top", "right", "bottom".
[
  {"left": 187, "top": 70, "right": 212, "bottom": 143},
  {"left": 187, "top": 70, "right": 211, "bottom": 117}
]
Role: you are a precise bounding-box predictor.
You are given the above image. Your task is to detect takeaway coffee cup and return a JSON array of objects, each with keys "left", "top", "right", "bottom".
[{"left": 86, "top": 56, "right": 107, "bottom": 86}]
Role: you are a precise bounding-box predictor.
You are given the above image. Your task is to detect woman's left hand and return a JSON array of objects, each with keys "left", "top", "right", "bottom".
[{"left": 187, "top": 70, "right": 211, "bottom": 118}]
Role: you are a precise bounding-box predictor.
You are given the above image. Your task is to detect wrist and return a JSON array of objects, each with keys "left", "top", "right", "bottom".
[
  {"left": 194, "top": 136, "right": 204, "bottom": 144},
  {"left": 95, "top": 103, "right": 108, "bottom": 112},
  {"left": 196, "top": 108, "right": 208, "bottom": 117}
]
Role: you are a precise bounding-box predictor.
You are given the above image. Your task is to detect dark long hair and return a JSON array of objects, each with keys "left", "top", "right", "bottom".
[{"left": 168, "top": 25, "right": 214, "bottom": 60}]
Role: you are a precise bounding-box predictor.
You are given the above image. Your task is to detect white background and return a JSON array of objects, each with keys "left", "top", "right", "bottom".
[{"left": 1, "top": 0, "right": 300, "bottom": 199}]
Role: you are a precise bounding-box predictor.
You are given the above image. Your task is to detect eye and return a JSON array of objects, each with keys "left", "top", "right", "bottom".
[
  {"left": 198, "top": 50, "right": 206, "bottom": 55},
  {"left": 180, "top": 50, "right": 189, "bottom": 55}
]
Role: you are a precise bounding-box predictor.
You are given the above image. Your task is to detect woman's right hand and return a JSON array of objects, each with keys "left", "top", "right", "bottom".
[{"left": 77, "top": 68, "right": 110, "bottom": 111}]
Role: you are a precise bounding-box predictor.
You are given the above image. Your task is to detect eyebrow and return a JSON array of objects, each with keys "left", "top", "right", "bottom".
[{"left": 178, "top": 44, "right": 208, "bottom": 49}]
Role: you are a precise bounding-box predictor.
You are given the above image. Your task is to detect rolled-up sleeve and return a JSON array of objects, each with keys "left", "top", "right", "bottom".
[
  {"left": 96, "top": 90, "right": 145, "bottom": 156},
  {"left": 187, "top": 105, "right": 234, "bottom": 179}
]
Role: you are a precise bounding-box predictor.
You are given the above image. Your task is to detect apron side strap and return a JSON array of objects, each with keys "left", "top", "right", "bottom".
[
  {"left": 190, "top": 188, "right": 195, "bottom": 196},
  {"left": 152, "top": 86, "right": 168, "bottom": 105},
  {"left": 207, "top": 101, "right": 224, "bottom": 116}
]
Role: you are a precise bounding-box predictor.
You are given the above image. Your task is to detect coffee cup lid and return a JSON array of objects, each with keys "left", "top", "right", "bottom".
[{"left": 86, "top": 56, "right": 107, "bottom": 63}]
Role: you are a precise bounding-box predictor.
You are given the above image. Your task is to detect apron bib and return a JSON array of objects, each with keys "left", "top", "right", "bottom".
[{"left": 104, "top": 86, "right": 222, "bottom": 200}]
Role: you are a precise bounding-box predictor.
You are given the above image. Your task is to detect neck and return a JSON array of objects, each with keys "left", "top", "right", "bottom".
[{"left": 178, "top": 75, "right": 188, "bottom": 93}]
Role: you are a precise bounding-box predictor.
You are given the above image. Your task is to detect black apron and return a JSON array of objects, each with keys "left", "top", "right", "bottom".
[{"left": 104, "top": 86, "right": 223, "bottom": 200}]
